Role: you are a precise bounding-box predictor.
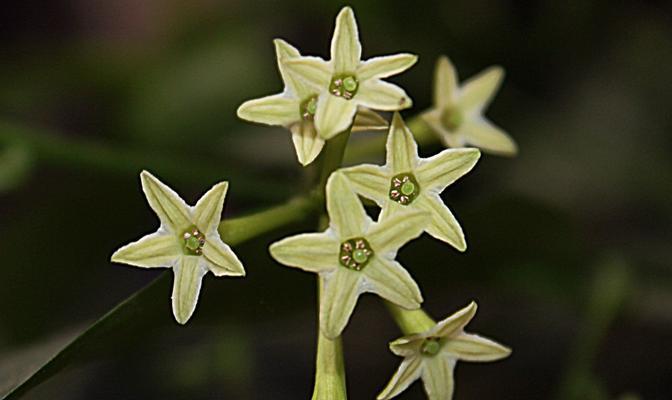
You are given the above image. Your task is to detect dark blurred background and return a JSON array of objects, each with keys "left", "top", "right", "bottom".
[{"left": 1, "top": 0, "right": 671, "bottom": 399}]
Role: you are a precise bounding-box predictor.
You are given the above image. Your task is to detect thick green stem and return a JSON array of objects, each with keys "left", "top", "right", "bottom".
[{"left": 385, "top": 301, "right": 436, "bottom": 335}]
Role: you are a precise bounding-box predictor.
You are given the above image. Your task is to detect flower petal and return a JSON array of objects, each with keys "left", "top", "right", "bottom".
[
  {"left": 358, "top": 53, "right": 418, "bottom": 81},
  {"left": 421, "top": 110, "right": 464, "bottom": 148},
  {"left": 462, "top": 119, "right": 518, "bottom": 156},
  {"left": 283, "top": 57, "right": 332, "bottom": 90},
  {"left": 352, "top": 107, "right": 389, "bottom": 132},
  {"left": 320, "top": 269, "right": 362, "bottom": 338},
  {"left": 111, "top": 232, "right": 180, "bottom": 268},
  {"left": 433, "top": 56, "right": 459, "bottom": 108},
  {"left": 443, "top": 332, "right": 512, "bottom": 362},
  {"left": 357, "top": 80, "right": 412, "bottom": 111},
  {"left": 236, "top": 94, "right": 299, "bottom": 126},
  {"left": 171, "top": 256, "right": 208, "bottom": 324},
  {"left": 330, "top": 6, "right": 361, "bottom": 73},
  {"left": 290, "top": 121, "right": 325, "bottom": 166},
  {"left": 364, "top": 258, "right": 422, "bottom": 309},
  {"left": 269, "top": 232, "right": 339, "bottom": 273},
  {"left": 377, "top": 356, "right": 423, "bottom": 400},
  {"left": 416, "top": 195, "right": 466, "bottom": 251},
  {"left": 416, "top": 148, "right": 480, "bottom": 192},
  {"left": 202, "top": 237, "right": 245, "bottom": 277},
  {"left": 386, "top": 113, "right": 419, "bottom": 174},
  {"left": 140, "top": 170, "right": 192, "bottom": 232},
  {"left": 326, "top": 172, "right": 371, "bottom": 238},
  {"left": 274, "top": 38, "right": 312, "bottom": 97},
  {"left": 193, "top": 181, "right": 228, "bottom": 234},
  {"left": 430, "top": 301, "right": 478, "bottom": 338},
  {"left": 389, "top": 335, "right": 425, "bottom": 357},
  {"left": 340, "top": 163, "right": 389, "bottom": 206},
  {"left": 421, "top": 355, "right": 456, "bottom": 400},
  {"left": 460, "top": 65, "right": 504, "bottom": 113},
  {"left": 314, "top": 93, "right": 358, "bottom": 139},
  {"left": 367, "top": 209, "right": 429, "bottom": 255}
]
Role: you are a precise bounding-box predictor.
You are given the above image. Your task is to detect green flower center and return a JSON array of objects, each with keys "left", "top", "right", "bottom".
[
  {"left": 440, "top": 107, "right": 463, "bottom": 131},
  {"left": 420, "top": 337, "right": 442, "bottom": 356},
  {"left": 339, "top": 237, "right": 373, "bottom": 271},
  {"left": 182, "top": 226, "right": 205, "bottom": 256},
  {"left": 300, "top": 95, "right": 318, "bottom": 121},
  {"left": 389, "top": 173, "right": 420, "bottom": 205},
  {"left": 330, "top": 74, "right": 359, "bottom": 100}
]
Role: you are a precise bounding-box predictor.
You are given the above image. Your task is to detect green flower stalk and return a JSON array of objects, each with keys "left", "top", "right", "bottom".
[
  {"left": 341, "top": 112, "right": 480, "bottom": 251},
  {"left": 379, "top": 302, "right": 511, "bottom": 400},
  {"left": 269, "top": 172, "right": 429, "bottom": 339},
  {"left": 237, "top": 39, "right": 387, "bottom": 166},
  {"left": 283, "top": 6, "right": 417, "bottom": 139},
  {"left": 111, "top": 171, "right": 245, "bottom": 324},
  {"left": 421, "top": 56, "right": 517, "bottom": 156}
]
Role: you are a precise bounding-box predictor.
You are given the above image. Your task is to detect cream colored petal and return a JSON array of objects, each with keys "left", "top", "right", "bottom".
[
  {"left": 193, "top": 181, "right": 228, "bottom": 234},
  {"left": 284, "top": 57, "right": 332, "bottom": 90},
  {"left": 416, "top": 148, "right": 480, "bottom": 192},
  {"left": 364, "top": 258, "right": 422, "bottom": 309},
  {"left": 377, "top": 356, "right": 424, "bottom": 400},
  {"left": 236, "top": 94, "right": 299, "bottom": 127},
  {"left": 389, "top": 335, "right": 425, "bottom": 357},
  {"left": 340, "top": 163, "right": 389, "bottom": 206},
  {"left": 357, "top": 80, "right": 412, "bottom": 111},
  {"left": 443, "top": 332, "right": 512, "bottom": 362},
  {"left": 274, "top": 38, "right": 312, "bottom": 97},
  {"left": 269, "top": 231, "right": 339, "bottom": 273},
  {"left": 326, "top": 172, "right": 371, "bottom": 238},
  {"left": 433, "top": 56, "right": 459, "bottom": 108},
  {"left": 320, "top": 269, "right": 362, "bottom": 338},
  {"left": 202, "top": 237, "right": 245, "bottom": 277},
  {"left": 314, "top": 93, "right": 358, "bottom": 139},
  {"left": 171, "top": 256, "right": 208, "bottom": 324},
  {"left": 462, "top": 118, "right": 518, "bottom": 156},
  {"left": 140, "top": 171, "right": 191, "bottom": 233},
  {"left": 416, "top": 195, "right": 466, "bottom": 251},
  {"left": 422, "top": 110, "right": 465, "bottom": 149},
  {"left": 358, "top": 53, "right": 418, "bottom": 81},
  {"left": 386, "top": 113, "right": 419, "bottom": 174},
  {"left": 421, "top": 355, "right": 456, "bottom": 400},
  {"left": 330, "top": 6, "right": 361, "bottom": 73},
  {"left": 430, "top": 301, "right": 478, "bottom": 338},
  {"left": 111, "top": 232, "right": 180, "bottom": 268},
  {"left": 290, "top": 121, "right": 325, "bottom": 166},
  {"left": 352, "top": 107, "right": 389, "bottom": 132},
  {"left": 459, "top": 65, "right": 504, "bottom": 113},
  {"left": 367, "top": 209, "right": 429, "bottom": 255}
]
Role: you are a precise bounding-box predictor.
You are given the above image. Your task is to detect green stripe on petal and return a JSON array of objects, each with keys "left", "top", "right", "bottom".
[
  {"left": 358, "top": 53, "right": 418, "bottom": 81},
  {"left": 140, "top": 171, "right": 192, "bottom": 232},
  {"left": 290, "top": 121, "right": 325, "bottom": 166},
  {"left": 416, "top": 195, "right": 466, "bottom": 251},
  {"left": 171, "top": 256, "right": 208, "bottom": 324},
  {"left": 274, "top": 39, "right": 312, "bottom": 97},
  {"left": 202, "top": 237, "right": 245, "bottom": 277},
  {"left": 459, "top": 65, "right": 504, "bottom": 113},
  {"left": 416, "top": 148, "right": 480, "bottom": 192},
  {"left": 320, "top": 270, "right": 362, "bottom": 338},
  {"left": 377, "top": 356, "right": 423, "bottom": 400},
  {"left": 357, "top": 80, "right": 412, "bottom": 111},
  {"left": 443, "top": 333, "right": 512, "bottom": 362},
  {"left": 434, "top": 56, "right": 459, "bottom": 109},
  {"left": 193, "top": 181, "right": 228, "bottom": 234},
  {"left": 269, "top": 232, "right": 339, "bottom": 273},
  {"left": 340, "top": 163, "right": 389, "bottom": 206},
  {"left": 364, "top": 258, "right": 422, "bottom": 310},
  {"left": 367, "top": 209, "right": 429, "bottom": 254},
  {"left": 314, "top": 93, "right": 358, "bottom": 139},
  {"left": 463, "top": 119, "right": 518, "bottom": 156},
  {"left": 421, "top": 356, "right": 455, "bottom": 400},
  {"left": 431, "top": 301, "right": 478, "bottom": 338},
  {"left": 111, "top": 232, "right": 180, "bottom": 268},
  {"left": 283, "top": 57, "right": 332, "bottom": 90},
  {"left": 330, "top": 6, "right": 361, "bottom": 73},
  {"left": 386, "top": 113, "right": 419, "bottom": 174},
  {"left": 237, "top": 94, "right": 299, "bottom": 126},
  {"left": 326, "top": 172, "right": 370, "bottom": 238}
]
